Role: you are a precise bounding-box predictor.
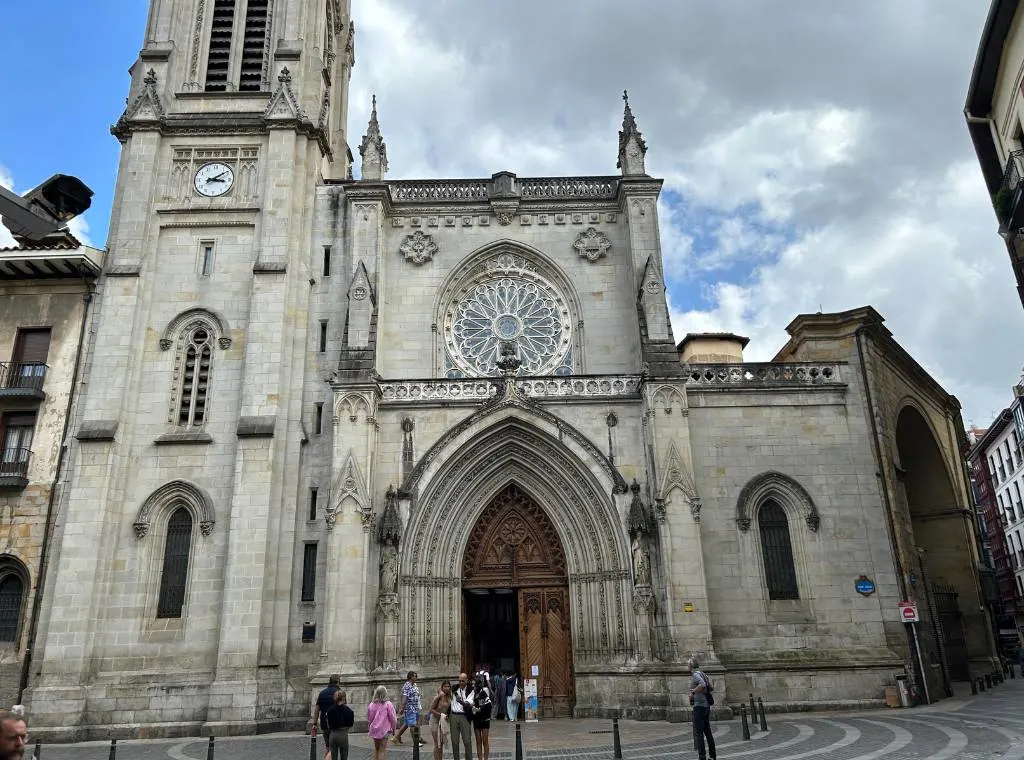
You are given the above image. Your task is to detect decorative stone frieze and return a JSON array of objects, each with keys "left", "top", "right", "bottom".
[
  {"left": 398, "top": 230, "right": 438, "bottom": 265},
  {"left": 378, "top": 375, "right": 642, "bottom": 405},
  {"left": 684, "top": 362, "right": 843, "bottom": 387}
]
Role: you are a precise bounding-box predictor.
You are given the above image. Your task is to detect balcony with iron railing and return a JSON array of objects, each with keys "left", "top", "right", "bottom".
[
  {"left": 0, "top": 449, "right": 31, "bottom": 489},
  {"left": 994, "top": 150, "right": 1024, "bottom": 230},
  {"left": 0, "top": 362, "right": 46, "bottom": 401}
]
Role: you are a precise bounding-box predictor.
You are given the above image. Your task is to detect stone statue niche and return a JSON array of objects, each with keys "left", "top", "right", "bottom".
[
  {"left": 376, "top": 485, "right": 402, "bottom": 669},
  {"left": 626, "top": 479, "right": 656, "bottom": 662}
]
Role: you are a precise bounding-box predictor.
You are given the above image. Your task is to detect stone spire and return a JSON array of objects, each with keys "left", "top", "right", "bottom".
[
  {"left": 617, "top": 90, "right": 648, "bottom": 176},
  {"left": 359, "top": 94, "right": 388, "bottom": 181}
]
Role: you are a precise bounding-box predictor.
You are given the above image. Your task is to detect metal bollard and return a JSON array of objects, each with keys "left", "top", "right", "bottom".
[
  {"left": 34, "top": 740, "right": 41, "bottom": 760},
  {"left": 206, "top": 736, "right": 215, "bottom": 760},
  {"left": 986, "top": 674, "right": 993, "bottom": 689},
  {"left": 309, "top": 734, "right": 317, "bottom": 760},
  {"left": 748, "top": 694, "right": 757, "bottom": 730},
  {"left": 979, "top": 676, "right": 986, "bottom": 692},
  {"left": 1012, "top": 663, "right": 1017, "bottom": 679},
  {"left": 515, "top": 721, "right": 524, "bottom": 760},
  {"left": 740, "top": 704, "right": 750, "bottom": 741},
  {"left": 757, "top": 697, "right": 768, "bottom": 731},
  {"left": 412, "top": 726, "right": 420, "bottom": 760},
  {"left": 108, "top": 739, "right": 117, "bottom": 760},
  {"left": 970, "top": 677, "right": 977, "bottom": 695},
  {"left": 612, "top": 716, "right": 622, "bottom": 760}
]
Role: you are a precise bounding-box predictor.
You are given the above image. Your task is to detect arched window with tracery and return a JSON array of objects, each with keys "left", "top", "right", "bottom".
[
  {"left": 758, "top": 499, "right": 799, "bottom": 600},
  {"left": 157, "top": 508, "right": 194, "bottom": 618},
  {"left": 176, "top": 324, "right": 213, "bottom": 427},
  {"left": 0, "top": 573, "right": 25, "bottom": 642}
]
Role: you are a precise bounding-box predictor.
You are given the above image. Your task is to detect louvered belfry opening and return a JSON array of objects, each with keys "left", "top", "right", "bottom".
[
  {"left": 239, "top": 0, "right": 269, "bottom": 92},
  {"left": 204, "top": 0, "right": 236, "bottom": 92},
  {"left": 179, "top": 328, "right": 212, "bottom": 427}
]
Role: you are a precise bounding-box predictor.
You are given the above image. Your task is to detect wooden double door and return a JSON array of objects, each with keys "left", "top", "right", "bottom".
[{"left": 462, "top": 484, "right": 575, "bottom": 717}]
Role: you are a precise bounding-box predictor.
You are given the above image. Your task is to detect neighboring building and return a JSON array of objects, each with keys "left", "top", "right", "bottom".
[
  {"left": 968, "top": 410, "right": 1023, "bottom": 654},
  {"left": 966, "top": 0, "right": 1024, "bottom": 307},
  {"left": 23, "top": 0, "right": 996, "bottom": 739},
  {"left": 0, "top": 232, "right": 101, "bottom": 706}
]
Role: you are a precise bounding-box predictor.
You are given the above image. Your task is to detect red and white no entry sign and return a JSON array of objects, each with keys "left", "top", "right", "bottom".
[{"left": 898, "top": 601, "right": 919, "bottom": 623}]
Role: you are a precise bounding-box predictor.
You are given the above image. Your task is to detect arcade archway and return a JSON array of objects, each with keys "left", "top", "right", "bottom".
[{"left": 462, "top": 483, "right": 575, "bottom": 717}]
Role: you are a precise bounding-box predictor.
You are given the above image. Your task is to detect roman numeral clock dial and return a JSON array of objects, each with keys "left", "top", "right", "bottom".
[{"left": 193, "top": 162, "right": 235, "bottom": 197}]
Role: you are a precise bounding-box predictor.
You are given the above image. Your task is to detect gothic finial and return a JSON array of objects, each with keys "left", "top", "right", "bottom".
[
  {"left": 279, "top": 67, "right": 292, "bottom": 83},
  {"left": 378, "top": 485, "right": 401, "bottom": 546},
  {"left": 144, "top": 69, "right": 158, "bottom": 86},
  {"left": 617, "top": 89, "right": 648, "bottom": 176},
  {"left": 359, "top": 94, "right": 388, "bottom": 180},
  {"left": 627, "top": 479, "right": 650, "bottom": 537}
]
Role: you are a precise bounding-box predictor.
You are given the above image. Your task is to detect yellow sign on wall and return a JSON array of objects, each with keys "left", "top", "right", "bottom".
[{"left": 683, "top": 602, "right": 694, "bottom": 613}]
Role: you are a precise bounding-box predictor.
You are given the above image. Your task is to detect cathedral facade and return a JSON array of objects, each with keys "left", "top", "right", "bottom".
[{"left": 22, "top": 0, "right": 995, "bottom": 739}]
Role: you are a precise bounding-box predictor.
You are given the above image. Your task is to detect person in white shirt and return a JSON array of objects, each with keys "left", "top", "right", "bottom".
[{"left": 449, "top": 672, "right": 475, "bottom": 760}]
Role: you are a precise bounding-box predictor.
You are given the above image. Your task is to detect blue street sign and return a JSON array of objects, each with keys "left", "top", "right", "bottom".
[{"left": 855, "top": 576, "right": 876, "bottom": 596}]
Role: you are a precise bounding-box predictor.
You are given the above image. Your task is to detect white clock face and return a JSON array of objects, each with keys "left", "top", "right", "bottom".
[{"left": 194, "top": 162, "right": 235, "bottom": 197}]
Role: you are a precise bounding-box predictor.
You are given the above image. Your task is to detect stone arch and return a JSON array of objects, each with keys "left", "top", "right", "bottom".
[
  {"left": 650, "top": 384, "right": 686, "bottom": 415},
  {"left": 133, "top": 480, "right": 216, "bottom": 539},
  {"left": 334, "top": 392, "right": 371, "bottom": 423},
  {"left": 397, "top": 411, "right": 633, "bottom": 667},
  {"left": 0, "top": 555, "right": 29, "bottom": 644},
  {"left": 736, "top": 471, "right": 820, "bottom": 533},
  {"left": 432, "top": 239, "right": 587, "bottom": 376},
  {"left": 159, "top": 308, "right": 232, "bottom": 350}
]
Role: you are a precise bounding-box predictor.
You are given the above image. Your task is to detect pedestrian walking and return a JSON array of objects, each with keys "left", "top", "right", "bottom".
[
  {"left": 312, "top": 674, "right": 342, "bottom": 760},
  {"left": 687, "top": 657, "right": 716, "bottom": 760},
  {"left": 325, "top": 690, "right": 354, "bottom": 760},
  {"left": 429, "top": 680, "right": 453, "bottom": 760},
  {"left": 393, "top": 671, "right": 425, "bottom": 746},
  {"left": 492, "top": 672, "right": 505, "bottom": 719},
  {"left": 450, "top": 671, "right": 476, "bottom": 760},
  {"left": 504, "top": 672, "right": 522, "bottom": 721},
  {"left": 472, "top": 673, "right": 493, "bottom": 760},
  {"left": 368, "top": 685, "right": 398, "bottom": 760}
]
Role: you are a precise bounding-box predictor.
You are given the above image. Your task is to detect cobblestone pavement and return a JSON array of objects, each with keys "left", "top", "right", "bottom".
[{"left": 31, "top": 677, "right": 1024, "bottom": 760}]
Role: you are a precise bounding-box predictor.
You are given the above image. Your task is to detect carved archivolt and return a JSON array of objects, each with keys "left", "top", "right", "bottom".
[
  {"left": 735, "top": 471, "right": 820, "bottom": 533},
  {"left": 133, "top": 480, "right": 215, "bottom": 539},
  {"left": 159, "top": 308, "right": 231, "bottom": 351}
]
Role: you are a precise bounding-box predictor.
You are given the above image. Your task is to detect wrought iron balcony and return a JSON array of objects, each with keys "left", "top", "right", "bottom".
[
  {"left": 995, "top": 150, "right": 1024, "bottom": 230},
  {"left": 0, "top": 362, "right": 46, "bottom": 400},
  {"left": 0, "top": 449, "right": 31, "bottom": 489}
]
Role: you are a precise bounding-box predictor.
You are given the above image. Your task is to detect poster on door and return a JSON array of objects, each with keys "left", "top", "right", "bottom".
[{"left": 523, "top": 676, "right": 539, "bottom": 721}]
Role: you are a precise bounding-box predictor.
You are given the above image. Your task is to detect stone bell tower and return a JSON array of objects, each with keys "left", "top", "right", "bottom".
[{"left": 26, "top": 0, "right": 357, "bottom": 738}]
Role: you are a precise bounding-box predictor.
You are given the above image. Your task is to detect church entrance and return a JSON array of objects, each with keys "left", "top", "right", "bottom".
[{"left": 461, "top": 484, "right": 575, "bottom": 717}]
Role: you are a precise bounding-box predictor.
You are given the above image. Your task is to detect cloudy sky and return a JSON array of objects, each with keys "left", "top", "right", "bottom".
[{"left": 1, "top": 1, "right": 1021, "bottom": 427}]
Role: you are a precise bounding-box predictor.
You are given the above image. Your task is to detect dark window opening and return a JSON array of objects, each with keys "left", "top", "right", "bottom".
[
  {"left": 322, "top": 246, "right": 332, "bottom": 277},
  {"left": 318, "top": 321, "right": 328, "bottom": 353},
  {"left": 314, "top": 403, "right": 323, "bottom": 435},
  {"left": 157, "top": 508, "right": 193, "bottom": 618},
  {"left": 758, "top": 499, "right": 799, "bottom": 601},
  {"left": 239, "top": 0, "right": 269, "bottom": 92},
  {"left": 204, "top": 0, "right": 236, "bottom": 92},
  {"left": 0, "top": 575, "right": 24, "bottom": 642},
  {"left": 301, "top": 543, "right": 318, "bottom": 602},
  {"left": 201, "top": 244, "right": 214, "bottom": 276},
  {"left": 309, "top": 488, "right": 318, "bottom": 521}
]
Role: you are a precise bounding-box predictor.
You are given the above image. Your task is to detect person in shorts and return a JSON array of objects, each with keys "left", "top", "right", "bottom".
[{"left": 393, "top": 670, "right": 425, "bottom": 746}]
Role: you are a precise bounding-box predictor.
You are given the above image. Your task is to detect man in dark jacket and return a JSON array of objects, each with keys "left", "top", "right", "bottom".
[{"left": 312, "top": 674, "right": 342, "bottom": 760}]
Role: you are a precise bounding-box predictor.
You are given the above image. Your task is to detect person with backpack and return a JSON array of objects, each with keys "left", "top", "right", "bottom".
[{"left": 687, "top": 657, "right": 716, "bottom": 760}]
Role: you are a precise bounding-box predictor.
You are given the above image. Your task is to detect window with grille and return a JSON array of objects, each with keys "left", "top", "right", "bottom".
[
  {"left": 758, "top": 500, "right": 799, "bottom": 600},
  {"left": 301, "top": 543, "right": 318, "bottom": 602},
  {"left": 178, "top": 325, "right": 213, "bottom": 427},
  {"left": 157, "top": 508, "right": 193, "bottom": 618},
  {"left": 0, "top": 575, "right": 24, "bottom": 642}
]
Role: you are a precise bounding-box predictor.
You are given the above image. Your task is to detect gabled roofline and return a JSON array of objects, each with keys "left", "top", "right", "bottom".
[{"left": 969, "top": 408, "right": 1014, "bottom": 459}]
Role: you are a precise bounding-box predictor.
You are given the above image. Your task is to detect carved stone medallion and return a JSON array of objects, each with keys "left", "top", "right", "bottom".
[
  {"left": 573, "top": 227, "right": 612, "bottom": 262},
  {"left": 399, "top": 230, "right": 438, "bottom": 265}
]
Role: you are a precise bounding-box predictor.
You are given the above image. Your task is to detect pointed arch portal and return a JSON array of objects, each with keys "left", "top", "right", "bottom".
[{"left": 461, "top": 484, "right": 574, "bottom": 717}]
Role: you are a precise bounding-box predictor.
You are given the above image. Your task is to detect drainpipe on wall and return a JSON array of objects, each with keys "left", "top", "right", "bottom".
[{"left": 17, "top": 285, "right": 94, "bottom": 702}]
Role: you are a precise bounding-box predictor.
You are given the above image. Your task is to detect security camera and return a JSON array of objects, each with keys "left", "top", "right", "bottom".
[{"left": 0, "top": 174, "right": 93, "bottom": 242}]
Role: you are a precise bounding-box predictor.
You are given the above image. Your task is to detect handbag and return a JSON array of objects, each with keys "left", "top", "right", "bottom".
[{"left": 701, "top": 673, "right": 715, "bottom": 707}]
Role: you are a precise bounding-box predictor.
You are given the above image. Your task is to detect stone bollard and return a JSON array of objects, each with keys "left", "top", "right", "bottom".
[
  {"left": 108, "top": 739, "right": 117, "bottom": 760},
  {"left": 740, "top": 704, "right": 751, "bottom": 741},
  {"left": 748, "top": 694, "right": 757, "bottom": 731},
  {"left": 979, "top": 676, "right": 986, "bottom": 692},
  {"left": 612, "top": 717, "right": 622, "bottom": 760},
  {"left": 757, "top": 697, "right": 768, "bottom": 731},
  {"left": 970, "top": 677, "right": 977, "bottom": 695},
  {"left": 1012, "top": 662, "right": 1017, "bottom": 679},
  {"left": 206, "top": 736, "right": 215, "bottom": 760},
  {"left": 516, "top": 722, "right": 524, "bottom": 760},
  {"left": 986, "top": 674, "right": 993, "bottom": 689},
  {"left": 309, "top": 734, "right": 317, "bottom": 760},
  {"left": 412, "top": 726, "right": 420, "bottom": 760}
]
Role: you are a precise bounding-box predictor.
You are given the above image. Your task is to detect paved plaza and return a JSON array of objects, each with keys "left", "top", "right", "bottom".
[{"left": 32, "top": 678, "right": 1024, "bottom": 760}]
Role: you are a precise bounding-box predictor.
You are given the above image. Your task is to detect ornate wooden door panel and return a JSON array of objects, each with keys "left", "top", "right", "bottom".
[{"left": 519, "top": 587, "right": 574, "bottom": 718}]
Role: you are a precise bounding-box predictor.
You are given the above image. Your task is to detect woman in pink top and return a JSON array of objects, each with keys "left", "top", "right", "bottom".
[{"left": 367, "top": 685, "right": 398, "bottom": 760}]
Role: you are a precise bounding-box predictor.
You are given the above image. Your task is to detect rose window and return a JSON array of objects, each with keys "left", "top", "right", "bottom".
[{"left": 445, "top": 260, "right": 573, "bottom": 377}]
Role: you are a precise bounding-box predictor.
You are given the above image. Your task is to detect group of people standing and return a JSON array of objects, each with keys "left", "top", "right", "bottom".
[{"left": 313, "top": 670, "right": 524, "bottom": 760}]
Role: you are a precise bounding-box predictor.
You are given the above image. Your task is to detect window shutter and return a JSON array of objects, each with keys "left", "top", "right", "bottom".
[
  {"left": 157, "top": 508, "right": 194, "bottom": 618},
  {"left": 758, "top": 500, "right": 799, "bottom": 600},
  {"left": 12, "top": 329, "right": 51, "bottom": 364}
]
